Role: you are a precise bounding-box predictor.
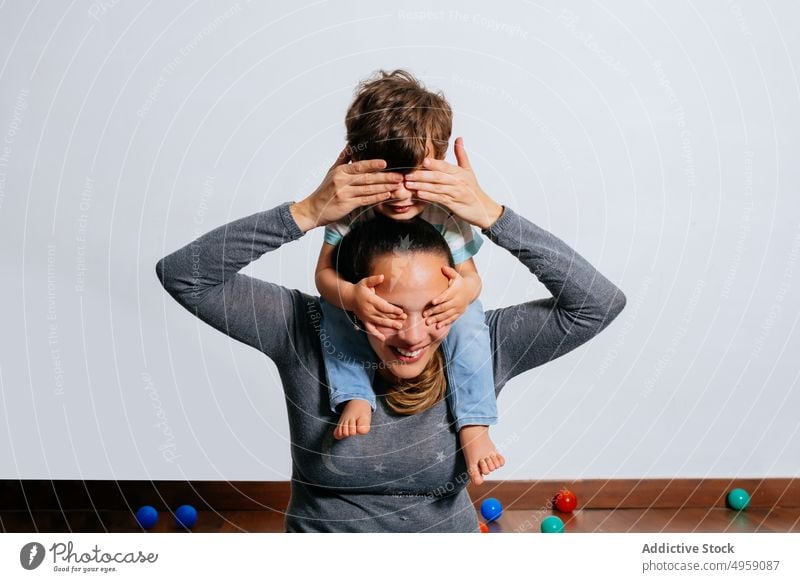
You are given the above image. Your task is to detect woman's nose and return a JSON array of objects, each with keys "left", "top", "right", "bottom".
[{"left": 396, "top": 313, "right": 427, "bottom": 346}]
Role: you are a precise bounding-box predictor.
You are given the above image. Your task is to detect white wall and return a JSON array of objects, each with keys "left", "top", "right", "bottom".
[{"left": 1, "top": 0, "right": 798, "bottom": 480}]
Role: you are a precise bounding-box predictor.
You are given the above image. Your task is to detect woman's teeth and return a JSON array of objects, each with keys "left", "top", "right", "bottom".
[{"left": 396, "top": 347, "right": 421, "bottom": 357}]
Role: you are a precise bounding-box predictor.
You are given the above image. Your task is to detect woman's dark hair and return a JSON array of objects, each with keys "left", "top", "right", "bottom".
[
  {"left": 333, "top": 211, "right": 456, "bottom": 415},
  {"left": 334, "top": 212, "right": 455, "bottom": 284}
]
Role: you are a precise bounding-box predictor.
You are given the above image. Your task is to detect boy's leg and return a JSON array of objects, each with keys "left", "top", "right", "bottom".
[
  {"left": 318, "top": 297, "right": 378, "bottom": 413},
  {"left": 440, "top": 298, "right": 498, "bottom": 432},
  {"left": 441, "top": 298, "right": 503, "bottom": 484}
]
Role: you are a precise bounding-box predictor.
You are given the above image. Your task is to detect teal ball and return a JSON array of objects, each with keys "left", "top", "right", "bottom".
[
  {"left": 726, "top": 488, "right": 750, "bottom": 511},
  {"left": 540, "top": 515, "right": 565, "bottom": 533}
]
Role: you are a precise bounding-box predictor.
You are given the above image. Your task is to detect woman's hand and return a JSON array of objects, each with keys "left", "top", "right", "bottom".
[
  {"left": 402, "top": 137, "right": 504, "bottom": 230},
  {"left": 350, "top": 274, "right": 407, "bottom": 342},
  {"left": 423, "top": 266, "right": 471, "bottom": 328},
  {"left": 290, "top": 148, "right": 405, "bottom": 232}
]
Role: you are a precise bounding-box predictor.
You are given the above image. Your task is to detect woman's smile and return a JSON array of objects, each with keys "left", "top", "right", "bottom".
[{"left": 389, "top": 343, "right": 430, "bottom": 363}]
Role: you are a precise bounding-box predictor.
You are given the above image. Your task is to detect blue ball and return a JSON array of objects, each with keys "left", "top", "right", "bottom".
[
  {"left": 175, "top": 504, "right": 198, "bottom": 529},
  {"left": 541, "top": 515, "right": 565, "bottom": 533},
  {"left": 480, "top": 498, "right": 503, "bottom": 522},
  {"left": 135, "top": 505, "right": 159, "bottom": 530},
  {"left": 726, "top": 488, "right": 750, "bottom": 511}
]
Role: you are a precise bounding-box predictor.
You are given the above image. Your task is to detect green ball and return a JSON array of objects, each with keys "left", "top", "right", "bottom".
[
  {"left": 540, "top": 515, "right": 565, "bottom": 533},
  {"left": 726, "top": 488, "right": 750, "bottom": 511}
]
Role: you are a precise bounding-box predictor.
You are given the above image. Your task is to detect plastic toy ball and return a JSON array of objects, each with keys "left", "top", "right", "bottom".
[
  {"left": 540, "top": 515, "right": 565, "bottom": 533},
  {"left": 175, "top": 504, "right": 198, "bottom": 529},
  {"left": 479, "top": 522, "right": 489, "bottom": 533},
  {"left": 553, "top": 489, "right": 578, "bottom": 513},
  {"left": 480, "top": 498, "right": 503, "bottom": 522},
  {"left": 135, "top": 505, "right": 159, "bottom": 530},
  {"left": 726, "top": 488, "right": 751, "bottom": 511}
]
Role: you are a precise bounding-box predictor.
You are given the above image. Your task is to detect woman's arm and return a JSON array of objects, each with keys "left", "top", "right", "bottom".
[
  {"left": 156, "top": 152, "right": 406, "bottom": 363},
  {"left": 155, "top": 202, "right": 308, "bottom": 364},
  {"left": 482, "top": 206, "right": 627, "bottom": 391}
]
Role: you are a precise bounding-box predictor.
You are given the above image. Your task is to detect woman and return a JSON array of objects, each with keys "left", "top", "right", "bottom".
[{"left": 155, "top": 143, "right": 626, "bottom": 532}]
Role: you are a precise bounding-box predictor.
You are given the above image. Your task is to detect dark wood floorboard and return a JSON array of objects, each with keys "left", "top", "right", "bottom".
[{"left": 2, "top": 508, "right": 798, "bottom": 533}]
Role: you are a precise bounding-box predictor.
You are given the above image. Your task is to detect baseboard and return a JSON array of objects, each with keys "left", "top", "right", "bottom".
[{"left": 1, "top": 478, "right": 796, "bottom": 511}]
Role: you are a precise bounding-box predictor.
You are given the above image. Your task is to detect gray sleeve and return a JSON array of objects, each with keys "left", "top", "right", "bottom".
[
  {"left": 155, "top": 201, "right": 309, "bottom": 365},
  {"left": 482, "top": 206, "right": 627, "bottom": 392}
]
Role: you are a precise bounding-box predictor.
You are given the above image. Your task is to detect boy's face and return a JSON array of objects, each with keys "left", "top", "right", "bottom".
[{"left": 372, "top": 138, "right": 441, "bottom": 221}]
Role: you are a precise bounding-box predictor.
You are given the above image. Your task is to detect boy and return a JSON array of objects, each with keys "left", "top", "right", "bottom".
[{"left": 315, "top": 69, "right": 503, "bottom": 482}]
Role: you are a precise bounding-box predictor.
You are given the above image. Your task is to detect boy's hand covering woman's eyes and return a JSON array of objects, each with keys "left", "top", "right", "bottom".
[
  {"left": 350, "top": 274, "right": 407, "bottom": 341},
  {"left": 423, "top": 266, "right": 470, "bottom": 328}
]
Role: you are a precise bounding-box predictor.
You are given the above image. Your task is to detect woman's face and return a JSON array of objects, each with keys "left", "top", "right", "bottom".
[{"left": 365, "top": 251, "right": 452, "bottom": 382}]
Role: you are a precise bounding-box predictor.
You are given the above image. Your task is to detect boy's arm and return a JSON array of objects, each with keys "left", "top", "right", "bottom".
[
  {"left": 315, "top": 242, "right": 356, "bottom": 310},
  {"left": 454, "top": 257, "right": 482, "bottom": 304}
]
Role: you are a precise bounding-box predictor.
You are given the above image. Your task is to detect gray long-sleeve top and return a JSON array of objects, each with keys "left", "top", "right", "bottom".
[{"left": 155, "top": 201, "right": 626, "bottom": 532}]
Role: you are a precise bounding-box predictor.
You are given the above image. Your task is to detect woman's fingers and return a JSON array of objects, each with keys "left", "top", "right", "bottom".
[
  {"left": 421, "top": 157, "right": 459, "bottom": 174},
  {"left": 349, "top": 171, "right": 404, "bottom": 187},
  {"left": 349, "top": 182, "right": 402, "bottom": 197},
  {"left": 415, "top": 190, "right": 449, "bottom": 207},
  {"left": 345, "top": 158, "right": 387, "bottom": 174},
  {"left": 404, "top": 169, "right": 457, "bottom": 185},
  {"left": 454, "top": 136, "right": 472, "bottom": 170},
  {"left": 404, "top": 180, "right": 451, "bottom": 194}
]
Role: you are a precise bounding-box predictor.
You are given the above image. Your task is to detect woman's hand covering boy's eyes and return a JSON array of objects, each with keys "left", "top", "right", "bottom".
[
  {"left": 293, "top": 149, "right": 406, "bottom": 230},
  {"left": 402, "top": 137, "right": 504, "bottom": 231}
]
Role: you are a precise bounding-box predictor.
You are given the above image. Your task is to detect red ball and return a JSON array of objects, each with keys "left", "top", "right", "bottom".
[
  {"left": 479, "top": 522, "right": 489, "bottom": 533},
  {"left": 553, "top": 489, "right": 578, "bottom": 513}
]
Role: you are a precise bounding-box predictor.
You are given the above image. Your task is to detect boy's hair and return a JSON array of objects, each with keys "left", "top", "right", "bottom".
[{"left": 345, "top": 69, "right": 452, "bottom": 173}]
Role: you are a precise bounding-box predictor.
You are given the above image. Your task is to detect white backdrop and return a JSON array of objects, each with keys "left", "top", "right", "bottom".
[{"left": 1, "top": 0, "right": 798, "bottom": 480}]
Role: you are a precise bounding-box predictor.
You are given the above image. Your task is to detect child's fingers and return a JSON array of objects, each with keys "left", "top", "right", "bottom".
[
  {"left": 437, "top": 314, "right": 459, "bottom": 328},
  {"left": 370, "top": 316, "right": 402, "bottom": 330},
  {"left": 423, "top": 297, "right": 451, "bottom": 318},
  {"left": 363, "top": 322, "right": 385, "bottom": 342},
  {"left": 427, "top": 308, "right": 456, "bottom": 326},
  {"left": 372, "top": 297, "right": 405, "bottom": 317}
]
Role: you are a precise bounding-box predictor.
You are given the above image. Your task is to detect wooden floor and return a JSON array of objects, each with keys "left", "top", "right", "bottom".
[{"left": 2, "top": 507, "right": 798, "bottom": 533}]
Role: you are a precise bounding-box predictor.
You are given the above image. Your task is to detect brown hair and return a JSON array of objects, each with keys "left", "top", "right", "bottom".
[
  {"left": 333, "top": 213, "right": 454, "bottom": 415},
  {"left": 345, "top": 69, "right": 453, "bottom": 173}
]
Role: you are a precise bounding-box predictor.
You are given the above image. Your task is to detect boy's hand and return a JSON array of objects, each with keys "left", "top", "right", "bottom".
[
  {"left": 423, "top": 266, "right": 470, "bottom": 328},
  {"left": 291, "top": 148, "right": 405, "bottom": 232},
  {"left": 351, "top": 274, "right": 407, "bottom": 341},
  {"left": 402, "top": 137, "right": 504, "bottom": 230}
]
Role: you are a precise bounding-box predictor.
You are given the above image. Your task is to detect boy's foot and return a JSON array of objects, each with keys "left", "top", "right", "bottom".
[
  {"left": 459, "top": 425, "right": 505, "bottom": 486},
  {"left": 333, "top": 399, "right": 373, "bottom": 440}
]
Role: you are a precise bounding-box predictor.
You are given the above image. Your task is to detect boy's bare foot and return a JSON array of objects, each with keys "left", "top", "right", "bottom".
[
  {"left": 459, "top": 425, "right": 505, "bottom": 485},
  {"left": 333, "top": 399, "right": 372, "bottom": 440}
]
